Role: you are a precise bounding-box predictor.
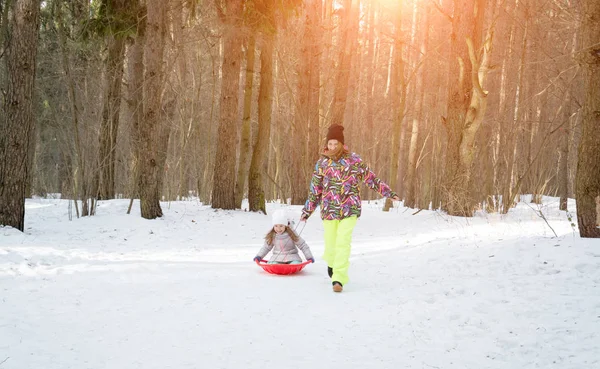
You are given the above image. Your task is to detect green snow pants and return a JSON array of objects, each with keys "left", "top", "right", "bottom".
[{"left": 322, "top": 216, "right": 358, "bottom": 285}]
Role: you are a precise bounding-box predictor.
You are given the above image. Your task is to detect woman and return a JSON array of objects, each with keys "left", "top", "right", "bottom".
[{"left": 301, "top": 124, "right": 400, "bottom": 292}]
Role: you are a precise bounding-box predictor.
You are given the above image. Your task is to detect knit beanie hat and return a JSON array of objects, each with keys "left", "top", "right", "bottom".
[
  {"left": 326, "top": 124, "right": 344, "bottom": 143},
  {"left": 271, "top": 209, "right": 289, "bottom": 226}
]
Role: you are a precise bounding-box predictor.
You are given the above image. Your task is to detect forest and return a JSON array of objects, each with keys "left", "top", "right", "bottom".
[{"left": 0, "top": 0, "right": 599, "bottom": 237}]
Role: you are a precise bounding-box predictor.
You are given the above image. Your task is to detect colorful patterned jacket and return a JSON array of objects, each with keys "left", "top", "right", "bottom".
[{"left": 301, "top": 151, "right": 398, "bottom": 221}]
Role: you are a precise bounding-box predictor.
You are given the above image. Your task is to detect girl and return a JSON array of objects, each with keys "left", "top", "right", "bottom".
[{"left": 254, "top": 209, "right": 314, "bottom": 264}]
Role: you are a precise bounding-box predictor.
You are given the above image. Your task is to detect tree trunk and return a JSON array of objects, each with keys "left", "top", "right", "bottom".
[
  {"left": 330, "top": 0, "right": 358, "bottom": 126},
  {"left": 138, "top": 0, "right": 166, "bottom": 219},
  {"left": 575, "top": 0, "right": 600, "bottom": 238},
  {"left": 442, "top": 0, "right": 474, "bottom": 216},
  {"left": 56, "top": 3, "right": 91, "bottom": 216},
  {"left": 383, "top": 5, "right": 405, "bottom": 212},
  {"left": 211, "top": 0, "right": 244, "bottom": 210},
  {"left": 290, "top": 14, "right": 310, "bottom": 205},
  {"left": 126, "top": 1, "right": 145, "bottom": 213},
  {"left": 198, "top": 39, "right": 220, "bottom": 205},
  {"left": 501, "top": 8, "right": 528, "bottom": 214},
  {"left": 274, "top": 106, "right": 284, "bottom": 202},
  {"left": 235, "top": 34, "right": 256, "bottom": 208},
  {"left": 558, "top": 92, "right": 571, "bottom": 211},
  {"left": 0, "top": 0, "right": 11, "bottom": 50},
  {"left": 97, "top": 1, "right": 127, "bottom": 200},
  {"left": 307, "top": 0, "right": 322, "bottom": 171},
  {"left": 290, "top": 0, "right": 321, "bottom": 205},
  {"left": 363, "top": 0, "right": 377, "bottom": 170},
  {"left": 0, "top": 0, "right": 40, "bottom": 231},
  {"left": 492, "top": 0, "right": 517, "bottom": 214},
  {"left": 173, "top": 0, "right": 191, "bottom": 200},
  {"left": 442, "top": 0, "right": 488, "bottom": 216},
  {"left": 248, "top": 32, "right": 275, "bottom": 214},
  {"left": 405, "top": 3, "right": 429, "bottom": 209}
]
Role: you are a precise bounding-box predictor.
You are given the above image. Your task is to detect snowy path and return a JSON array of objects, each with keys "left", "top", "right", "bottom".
[{"left": 1, "top": 198, "right": 599, "bottom": 368}]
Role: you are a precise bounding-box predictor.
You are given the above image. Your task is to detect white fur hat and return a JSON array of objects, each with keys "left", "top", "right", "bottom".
[{"left": 271, "top": 209, "right": 289, "bottom": 226}]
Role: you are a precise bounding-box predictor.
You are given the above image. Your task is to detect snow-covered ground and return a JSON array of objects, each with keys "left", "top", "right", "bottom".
[{"left": 1, "top": 197, "right": 599, "bottom": 369}]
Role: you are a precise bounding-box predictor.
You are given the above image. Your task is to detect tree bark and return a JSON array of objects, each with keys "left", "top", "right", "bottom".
[
  {"left": 330, "top": 0, "right": 358, "bottom": 126},
  {"left": 248, "top": 32, "right": 275, "bottom": 214},
  {"left": 363, "top": 0, "right": 377, "bottom": 171},
  {"left": 138, "top": 0, "right": 166, "bottom": 219},
  {"left": 307, "top": 0, "right": 322, "bottom": 171},
  {"left": 290, "top": 14, "right": 310, "bottom": 205},
  {"left": 405, "top": 3, "right": 429, "bottom": 209},
  {"left": 558, "top": 92, "right": 571, "bottom": 211},
  {"left": 575, "top": 0, "right": 600, "bottom": 238},
  {"left": 172, "top": 0, "right": 191, "bottom": 200},
  {"left": 235, "top": 34, "right": 256, "bottom": 208},
  {"left": 383, "top": 5, "right": 405, "bottom": 212},
  {"left": 211, "top": 0, "right": 244, "bottom": 210},
  {"left": 126, "top": 1, "right": 145, "bottom": 213},
  {"left": 501, "top": 7, "right": 529, "bottom": 214},
  {"left": 492, "top": 0, "right": 518, "bottom": 214},
  {"left": 56, "top": 3, "right": 91, "bottom": 216},
  {"left": 291, "top": 0, "right": 321, "bottom": 205},
  {"left": 0, "top": 0, "right": 40, "bottom": 231},
  {"left": 442, "top": 0, "right": 488, "bottom": 216},
  {"left": 97, "top": 0, "right": 128, "bottom": 200}
]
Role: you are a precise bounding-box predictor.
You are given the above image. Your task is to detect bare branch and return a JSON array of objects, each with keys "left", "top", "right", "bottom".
[
  {"left": 457, "top": 56, "right": 465, "bottom": 92},
  {"left": 429, "top": 0, "right": 453, "bottom": 23},
  {"left": 214, "top": 0, "right": 226, "bottom": 22},
  {"left": 525, "top": 202, "right": 558, "bottom": 238},
  {"left": 466, "top": 38, "right": 486, "bottom": 98},
  {"left": 0, "top": 357, "right": 9, "bottom": 366}
]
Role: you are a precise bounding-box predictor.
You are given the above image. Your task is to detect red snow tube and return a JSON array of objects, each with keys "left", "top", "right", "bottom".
[{"left": 255, "top": 259, "right": 312, "bottom": 275}]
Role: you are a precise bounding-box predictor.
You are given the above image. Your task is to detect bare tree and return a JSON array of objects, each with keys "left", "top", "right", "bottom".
[
  {"left": 290, "top": 8, "right": 311, "bottom": 205},
  {"left": 56, "top": 1, "right": 94, "bottom": 217},
  {"left": 235, "top": 34, "right": 256, "bottom": 208},
  {"left": 330, "top": 0, "right": 358, "bottom": 126},
  {"left": 125, "top": 0, "right": 145, "bottom": 214},
  {"left": 248, "top": 31, "right": 275, "bottom": 214},
  {"left": 138, "top": 0, "right": 167, "bottom": 219},
  {"left": 501, "top": 2, "right": 529, "bottom": 214},
  {"left": 97, "top": 0, "right": 131, "bottom": 200},
  {"left": 290, "top": 0, "right": 322, "bottom": 205},
  {"left": 383, "top": 1, "right": 405, "bottom": 212},
  {"left": 575, "top": 0, "right": 600, "bottom": 238},
  {"left": 2, "top": 0, "right": 588, "bottom": 224},
  {"left": 306, "top": 0, "right": 322, "bottom": 174},
  {"left": 0, "top": 0, "right": 41, "bottom": 231},
  {"left": 211, "top": 0, "right": 244, "bottom": 210},
  {"left": 441, "top": 0, "right": 491, "bottom": 216},
  {"left": 404, "top": 2, "right": 429, "bottom": 209},
  {"left": 558, "top": 92, "right": 572, "bottom": 211}
]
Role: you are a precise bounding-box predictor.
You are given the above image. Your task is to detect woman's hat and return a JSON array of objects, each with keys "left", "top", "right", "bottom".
[
  {"left": 326, "top": 124, "right": 344, "bottom": 143},
  {"left": 271, "top": 209, "right": 289, "bottom": 226}
]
